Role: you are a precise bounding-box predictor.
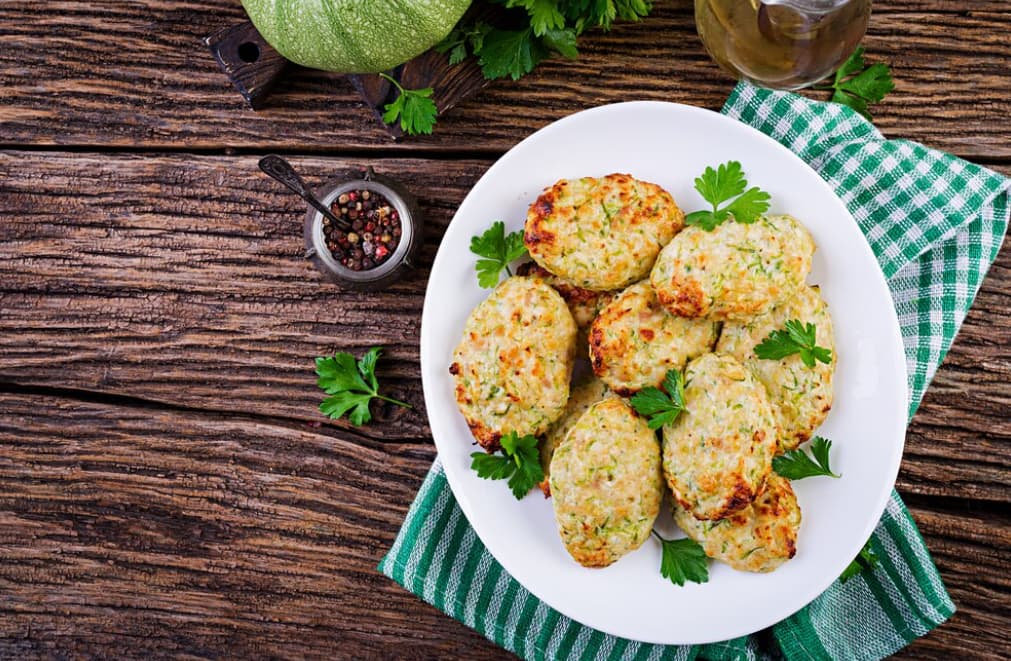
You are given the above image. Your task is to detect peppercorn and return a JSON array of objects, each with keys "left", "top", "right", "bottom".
[{"left": 326, "top": 187, "right": 404, "bottom": 271}]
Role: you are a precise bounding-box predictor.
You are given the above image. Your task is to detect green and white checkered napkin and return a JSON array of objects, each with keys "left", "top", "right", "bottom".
[{"left": 379, "top": 82, "right": 1010, "bottom": 660}]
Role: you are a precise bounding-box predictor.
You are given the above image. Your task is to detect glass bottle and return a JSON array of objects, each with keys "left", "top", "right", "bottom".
[{"left": 695, "top": 0, "right": 872, "bottom": 90}]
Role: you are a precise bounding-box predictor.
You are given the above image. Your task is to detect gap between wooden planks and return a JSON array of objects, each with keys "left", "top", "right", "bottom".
[
  {"left": 0, "top": 392, "right": 1007, "bottom": 660},
  {"left": 0, "top": 149, "right": 1008, "bottom": 496},
  {"left": 0, "top": 2, "right": 1009, "bottom": 157}
]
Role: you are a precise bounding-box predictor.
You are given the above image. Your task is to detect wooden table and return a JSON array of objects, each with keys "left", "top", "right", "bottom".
[{"left": 1, "top": 2, "right": 1008, "bottom": 658}]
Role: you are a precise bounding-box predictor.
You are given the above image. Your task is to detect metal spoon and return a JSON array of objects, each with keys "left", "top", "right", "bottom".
[{"left": 258, "top": 154, "right": 353, "bottom": 231}]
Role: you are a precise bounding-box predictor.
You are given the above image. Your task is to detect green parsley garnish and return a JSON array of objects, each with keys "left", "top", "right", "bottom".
[
  {"left": 469, "top": 220, "right": 529, "bottom": 288},
  {"left": 816, "top": 47, "right": 895, "bottom": 120},
  {"left": 684, "top": 161, "right": 771, "bottom": 231},
  {"left": 629, "top": 369, "right": 686, "bottom": 430},
  {"left": 840, "top": 538, "right": 880, "bottom": 583},
  {"left": 315, "top": 348, "right": 412, "bottom": 426},
  {"left": 437, "top": 1, "right": 648, "bottom": 82},
  {"left": 773, "top": 436, "right": 840, "bottom": 480},
  {"left": 379, "top": 73, "right": 438, "bottom": 136},
  {"left": 470, "top": 431, "right": 544, "bottom": 499},
  {"left": 754, "top": 319, "right": 833, "bottom": 368},
  {"left": 654, "top": 532, "right": 710, "bottom": 587}
]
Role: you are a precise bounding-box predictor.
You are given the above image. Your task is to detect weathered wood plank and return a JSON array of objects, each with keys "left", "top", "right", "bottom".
[
  {"left": 1, "top": 151, "right": 1008, "bottom": 502},
  {"left": 0, "top": 394, "right": 1006, "bottom": 659},
  {"left": 0, "top": 151, "right": 492, "bottom": 442},
  {"left": 0, "top": 2, "right": 1009, "bottom": 158},
  {"left": 0, "top": 393, "right": 507, "bottom": 659}
]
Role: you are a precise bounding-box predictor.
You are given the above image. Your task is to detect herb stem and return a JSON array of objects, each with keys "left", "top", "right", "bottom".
[
  {"left": 375, "top": 394, "right": 413, "bottom": 409},
  {"left": 378, "top": 72, "right": 404, "bottom": 94},
  {"left": 505, "top": 265, "right": 513, "bottom": 277}
]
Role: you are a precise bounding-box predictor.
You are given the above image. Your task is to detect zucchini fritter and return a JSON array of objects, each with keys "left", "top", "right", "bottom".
[
  {"left": 662, "top": 353, "right": 778, "bottom": 521},
  {"left": 550, "top": 398, "right": 663, "bottom": 568},
  {"left": 674, "top": 473, "right": 801, "bottom": 573},
  {"left": 650, "top": 214, "right": 814, "bottom": 320},
  {"left": 524, "top": 173, "right": 685, "bottom": 291},
  {"left": 516, "top": 261, "right": 616, "bottom": 332},
  {"left": 538, "top": 376, "right": 609, "bottom": 496},
  {"left": 449, "top": 276, "right": 577, "bottom": 451},
  {"left": 717, "top": 285, "right": 836, "bottom": 452},
  {"left": 589, "top": 281, "right": 718, "bottom": 396}
]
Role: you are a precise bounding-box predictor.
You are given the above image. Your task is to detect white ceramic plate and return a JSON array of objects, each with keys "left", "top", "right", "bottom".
[{"left": 420, "top": 102, "right": 907, "bottom": 645}]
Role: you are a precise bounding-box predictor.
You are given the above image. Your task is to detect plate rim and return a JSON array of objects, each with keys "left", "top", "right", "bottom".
[{"left": 420, "top": 100, "right": 908, "bottom": 645}]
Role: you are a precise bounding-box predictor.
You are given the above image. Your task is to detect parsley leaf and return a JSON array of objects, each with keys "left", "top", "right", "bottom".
[
  {"left": 655, "top": 532, "right": 710, "bottom": 587},
  {"left": 478, "top": 27, "right": 550, "bottom": 80},
  {"left": 840, "top": 538, "right": 880, "bottom": 583},
  {"left": 470, "top": 220, "right": 529, "bottom": 288},
  {"left": 506, "top": 0, "right": 566, "bottom": 36},
  {"left": 470, "top": 431, "right": 544, "bottom": 499},
  {"left": 754, "top": 319, "right": 833, "bottom": 368},
  {"left": 565, "top": 0, "right": 652, "bottom": 33},
  {"left": 629, "top": 369, "right": 686, "bottom": 430},
  {"left": 822, "top": 47, "right": 895, "bottom": 120},
  {"left": 316, "top": 348, "right": 412, "bottom": 426},
  {"left": 773, "top": 436, "right": 840, "bottom": 480},
  {"left": 379, "top": 73, "right": 438, "bottom": 136},
  {"left": 438, "top": 1, "right": 649, "bottom": 83},
  {"left": 684, "top": 161, "right": 771, "bottom": 230}
]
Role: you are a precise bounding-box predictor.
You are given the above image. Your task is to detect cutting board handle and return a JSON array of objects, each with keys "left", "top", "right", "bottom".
[{"left": 204, "top": 21, "right": 288, "bottom": 109}]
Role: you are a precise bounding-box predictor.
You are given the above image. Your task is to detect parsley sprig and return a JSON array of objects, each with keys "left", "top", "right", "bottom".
[
  {"left": 629, "top": 369, "right": 686, "bottom": 430},
  {"left": 773, "top": 437, "right": 840, "bottom": 480},
  {"left": 316, "top": 348, "right": 412, "bottom": 426},
  {"left": 470, "top": 431, "right": 544, "bottom": 499},
  {"left": 684, "top": 161, "right": 771, "bottom": 231},
  {"left": 654, "top": 531, "right": 710, "bottom": 587},
  {"left": 815, "top": 47, "right": 895, "bottom": 120},
  {"left": 379, "top": 73, "right": 438, "bottom": 136},
  {"left": 754, "top": 319, "right": 833, "bottom": 368},
  {"left": 438, "top": 1, "right": 649, "bottom": 82},
  {"left": 840, "top": 538, "right": 880, "bottom": 583},
  {"left": 470, "top": 220, "right": 529, "bottom": 288}
]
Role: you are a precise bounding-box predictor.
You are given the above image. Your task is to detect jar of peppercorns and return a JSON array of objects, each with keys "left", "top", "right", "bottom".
[{"left": 304, "top": 167, "right": 422, "bottom": 291}]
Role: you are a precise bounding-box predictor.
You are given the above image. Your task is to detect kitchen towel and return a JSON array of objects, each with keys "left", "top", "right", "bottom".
[{"left": 378, "top": 81, "right": 1010, "bottom": 661}]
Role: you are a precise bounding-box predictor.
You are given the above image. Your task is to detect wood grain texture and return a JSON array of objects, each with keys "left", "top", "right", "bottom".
[
  {"left": 0, "top": 2, "right": 1009, "bottom": 158},
  {"left": 1, "top": 0, "right": 1009, "bottom": 657},
  {"left": 0, "top": 150, "right": 1008, "bottom": 501},
  {"left": 0, "top": 394, "right": 1007, "bottom": 660},
  {"left": 0, "top": 393, "right": 505, "bottom": 659}
]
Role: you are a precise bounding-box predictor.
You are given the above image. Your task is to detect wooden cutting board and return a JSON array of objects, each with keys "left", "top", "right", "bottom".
[{"left": 204, "top": 20, "right": 491, "bottom": 140}]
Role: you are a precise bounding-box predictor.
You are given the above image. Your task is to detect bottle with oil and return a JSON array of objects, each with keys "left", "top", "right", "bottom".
[{"left": 695, "top": 0, "right": 871, "bottom": 90}]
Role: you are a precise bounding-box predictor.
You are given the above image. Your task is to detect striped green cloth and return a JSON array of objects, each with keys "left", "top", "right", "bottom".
[{"left": 379, "top": 82, "right": 1011, "bottom": 660}]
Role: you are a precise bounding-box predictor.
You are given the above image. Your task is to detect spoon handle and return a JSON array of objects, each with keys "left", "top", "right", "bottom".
[{"left": 258, "top": 155, "right": 351, "bottom": 230}]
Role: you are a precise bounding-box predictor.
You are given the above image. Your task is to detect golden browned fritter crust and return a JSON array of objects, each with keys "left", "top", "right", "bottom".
[
  {"left": 661, "top": 353, "right": 779, "bottom": 521},
  {"left": 550, "top": 397, "right": 663, "bottom": 568},
  {"left": 588, "top": 281, "right": 718, "bottom": 396},
  {"left": 449, "top": 276, "right": 577, "bottom": 451},
  {"left": 650, "top": 214, "right": 814, "bottom": 321},
  {"left": 674, "top": 473, "right": 801, "bottom": 572},
  {"left": 524, "top": 174, "right": 685, "bottom": 291}
]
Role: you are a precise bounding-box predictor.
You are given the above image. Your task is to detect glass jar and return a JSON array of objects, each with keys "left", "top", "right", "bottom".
[{"left": 695, "top": 0, "right": 871, "bottom": 90}]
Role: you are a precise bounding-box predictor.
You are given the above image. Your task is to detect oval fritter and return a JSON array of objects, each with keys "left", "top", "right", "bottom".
[
  {"left": 650, "top": 214, "right": 814, "bottom": 320},
  {"left": 662, "top": 353, "right": 778, "bottom": 521},
  {"left": 589, "top": 281, "right": 719, "bottom": 396},
  {"left": 449, "top": 276, "right": 577, "bottom": 451},
  {"left": 674, "top": 473, "right": 801, "bottom": 573},
  {"left": 524, "top": 173, "right": 685, "bottom": 291},
  {"left": 516, "top": 262, "right": 616, "bottom": 332},
  {"left": 538, "top": 376, "right": 609, "bottom": 496},
  {"left": 550, "top": 397, "right": 663, "bottom": 568},
  {"left": 717, "top": 285, "right": 836, "bottom": 452}
]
